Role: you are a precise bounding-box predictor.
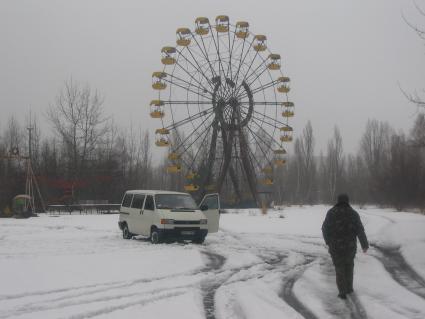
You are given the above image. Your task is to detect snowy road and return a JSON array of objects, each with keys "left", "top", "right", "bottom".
[{"left": 1, "top": 206, "right": 425, "bottom": 319}]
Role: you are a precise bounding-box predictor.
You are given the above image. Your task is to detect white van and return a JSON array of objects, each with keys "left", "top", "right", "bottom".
[{"left": 118, "top": 190, "right": 220, "bottom": 244}]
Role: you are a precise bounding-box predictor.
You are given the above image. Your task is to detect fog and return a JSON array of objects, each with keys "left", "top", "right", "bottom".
[{"left": 1, "top": 0, "right": 424, "bottom": 155}]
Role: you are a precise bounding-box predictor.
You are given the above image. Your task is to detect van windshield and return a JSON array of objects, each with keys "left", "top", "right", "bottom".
[{"left": 155, "top": 194, "right": 198, "bottom": 210}]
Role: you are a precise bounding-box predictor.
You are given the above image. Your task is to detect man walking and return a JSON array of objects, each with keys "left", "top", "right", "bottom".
[{"left": 322, "top": 194, "right": 369, "bottom": 299}]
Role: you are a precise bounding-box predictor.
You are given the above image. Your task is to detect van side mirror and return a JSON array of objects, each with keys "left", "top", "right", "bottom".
[{"left": 200, "top": 204, "right": 209, "bottom": 211}]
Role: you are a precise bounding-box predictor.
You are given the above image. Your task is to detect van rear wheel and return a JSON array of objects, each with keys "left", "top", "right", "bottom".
[
  {"left": 150, "top": 228, "right": 162, "bottom": 244},
  {"left": 123, "top": 224, "right": 132, "bottom": 239}
]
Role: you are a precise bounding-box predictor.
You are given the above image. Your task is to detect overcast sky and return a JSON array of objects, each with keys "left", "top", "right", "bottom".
[{"left": 1, "top": 0, "right": 424, "bottom": 155}]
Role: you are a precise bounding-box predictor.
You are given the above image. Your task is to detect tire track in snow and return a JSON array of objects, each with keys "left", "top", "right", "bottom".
[
  {"left": 266, "top": 247, "right": 368, "bottom": 319},
  {"left": 205, "top": 230, "right": 368, "bottom": 319},
  {"left": 0, "top": 281, "right": 123, "bottom": 301},
  {"left": 200, "top": 248, "right": 270, "bottom": 319},
  {"left": 278, "top": 255, "right": 319, "bottom": 319},
  {"left": 0, "top": 268, "right": 203, "bottom": 302},
  {"left": 371, "top": 244, "right": 425, "bottom": 299},
  {"left": 346, "top": 293, "right": 368, "bottom": 319},
  {"left": 200, "top": 251, "right": 226, "bottom": 319},
  {"left": 64, "top": 290, "right": 186, "bottom": 319},
  {"left": 0, "top": 267, "right": 209, "bottom": 318},
  {"left": 320, "top": 259, "right": 368, "bottom": 319},
  {"left": 0, "top": 279, "right": 198, "bottom": 319},
  {"left": 222, "top": 230, "right": 368, "bottom": 319},
  {"left": 218, "top": 230, "right": 323, "bottom": 319}
]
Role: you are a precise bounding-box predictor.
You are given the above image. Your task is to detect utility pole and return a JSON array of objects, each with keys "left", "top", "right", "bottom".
[
  {"left": 26, "top": 111, "right": 46, "bottom": 213},
  {"left": 28, "top": 114, "right": 33, "bottom": 162},
  {"left": 26, "top": 112, "right": 35, "bottom": 214}
]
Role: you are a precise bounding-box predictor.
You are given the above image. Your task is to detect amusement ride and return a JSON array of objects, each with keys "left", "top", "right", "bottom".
[{"left": 150, "top": 16, "right": 294, "bottom": 205}]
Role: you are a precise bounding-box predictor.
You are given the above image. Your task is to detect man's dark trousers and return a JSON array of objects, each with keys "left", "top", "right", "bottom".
[{"left": 331, "top": 251, "right": 355, "bottom": 295}]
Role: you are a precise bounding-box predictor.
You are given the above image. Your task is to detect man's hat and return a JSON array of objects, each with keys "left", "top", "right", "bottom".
[{"left": 337, "top": 193, "right": 349, "bottom": 204}]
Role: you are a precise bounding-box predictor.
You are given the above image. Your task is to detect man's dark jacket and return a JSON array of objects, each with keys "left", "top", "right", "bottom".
[{"left": 322, "top": 203, "right": 369, "bottom": 255}]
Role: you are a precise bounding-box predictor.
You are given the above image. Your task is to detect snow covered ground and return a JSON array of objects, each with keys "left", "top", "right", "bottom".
[{"left": 1, "top": 206, "right": 425, "bottom": 319}]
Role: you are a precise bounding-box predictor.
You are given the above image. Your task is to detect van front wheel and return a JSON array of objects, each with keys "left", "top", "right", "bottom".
[
  {"left": 150, "top": 228, "right": 162, "bottom": 244},
  {"left": 122, "top": 225, "right": 132, "bottom": 239},
  {"left": 193, "top": 236, "right": 205, "bottom": 244}
]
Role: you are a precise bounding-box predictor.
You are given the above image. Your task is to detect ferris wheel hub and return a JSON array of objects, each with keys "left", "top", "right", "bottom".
[{"left": 212, "top": 77, "right": 254, "bottom": 130}]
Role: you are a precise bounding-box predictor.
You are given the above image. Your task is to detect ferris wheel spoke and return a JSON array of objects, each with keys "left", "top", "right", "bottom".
[
  {"left": 250, "top": 111, "right": 286, "bottom": 129},
  {"left": 165, "top": 73, "right": 213, "bottom": 97},
  {"left": 244, "top": 125, "right": 274, "bottom": 167},
  {"left": 225, "top": 27, "right": 237, "bottom": 81},
  {"left": 243, "top": 139, "right": 263, "bottom": 172},
  {"left": 243, "top": 141, "right": 261, "bottom": 170},
  {"left": 246, "top": 125, "right": 274, "bottom": 161},
  {"left": 174, "top": 61, "right": 213, "bottom": 94},
  {"left": 237, "top": 78, "right": 279, "bottom": 100},
  {"left": 242, "top": 57, "right": 269, "bottom": 84},
  {"left": 172, "top": 111, "right": 215, "bottom": 152},
  {"left": 186, "top": 122, "right": 213, "bottom": 171},
  {"left": 239, "top": 102, "right": 288, "bottom": 127},
  {"left": 162, "top": 78, "right": 211, "bottom": 100},
  {"left": 237, "top": 70, "right": 269, "bottom": 99},
  {"left": 164, "top": 107, "right": 214, "bottom": 130},
  {"left": 209, "top": 26, "right": 234, "bottom": 99},
  {"left": 238, "top": 71, "right": 277, "bottom": 98},
  {"left": 175, "top": 47, "right": 215, "bottom": 89},
  {"left": 247, "top": 69, "right": 275, "bottom": 92},
  {"left": 234, "top": 54, "right": 271, "bottom": 98},
  {"left": 162, "top": 100, "right": 212, "bottom": 105},
  {"left": 191, "top": 33, "right": 218, "bottom": 80},
  {"left": 240, "top": 108, "right": 281, "bottom": 130},
  {"left": 249, "top": 117, "right": 281, "bottom": 150},
  {"left": 243, "top": 50, "right": 271, "bottom": 85},
  {"left": 231, "top": 37, "right": 255, "bottom": 92},
  {"left": 253, "top": 101, "right": 283, "bottom": 105},
  {"left": 224, "top": 40, "right": 244, "bottom": 90},
  {"left": 209, "top": 24, "right": 228, "bottom": 81},
  {"left": 234, "top": 50, "right": 260, "bottom": 95}
]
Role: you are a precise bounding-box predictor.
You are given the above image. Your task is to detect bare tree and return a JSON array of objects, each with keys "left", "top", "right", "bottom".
[
  {"left": 0, "top": 116, "right": 26, "bottom": 209},
  {"left": 402, "top": 2, "right": 425, "bottom": 108},
  {"left": 47, "top": 79, "right": 108, "bottom": 179},
  {"left": 3, "top": 116, "right": 24, "bottom": 154},
  {"left": 360, "top": 120, "right": 393, "bottom": 204},
  {"left": 293, "top": 121, "right": 317, "bottom": 204},
  {"left": 322, "top": 126, "right": 344, "bottom": 203},
  {"left": 344, "top": 154, "right": 368, "bottom": 207},
  {"left": 411, "top": 113, "right": 425, "bottom": 147},
  {"left": 388, "top": 132, "right": 423, "bottom": 210}
]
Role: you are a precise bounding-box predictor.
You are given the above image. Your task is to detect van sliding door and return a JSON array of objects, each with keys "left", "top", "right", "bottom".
[{"left": 130, "top": 194, "right": 145, "bottom": 235}]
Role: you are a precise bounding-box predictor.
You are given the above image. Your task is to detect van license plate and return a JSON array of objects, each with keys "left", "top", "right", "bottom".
[{"left": 181, "top": 231, "right": 195, "bottom": 235}]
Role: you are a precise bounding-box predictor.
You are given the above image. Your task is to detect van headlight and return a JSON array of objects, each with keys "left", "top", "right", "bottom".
[
  {"left": 160, "top": 219, "right": 175, "bottom": 224},
  {"left": 200, "top": 219, "right": 207, "bottom": 225}
]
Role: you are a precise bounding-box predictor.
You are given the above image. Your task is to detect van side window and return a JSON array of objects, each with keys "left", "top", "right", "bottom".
[
  {"left": 144, "top": 195, "right": 155, "bottom": 210},
  {"left": 122, "top": 193, "right": 133, "bottom": 207},
  {"left": 131, "top": 194, "right": 145, "bottom": 209}
]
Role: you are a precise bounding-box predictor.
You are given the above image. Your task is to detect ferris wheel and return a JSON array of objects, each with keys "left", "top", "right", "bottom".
[{"left": 150, "top": 16, "right": 294, "bottom": 204}]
